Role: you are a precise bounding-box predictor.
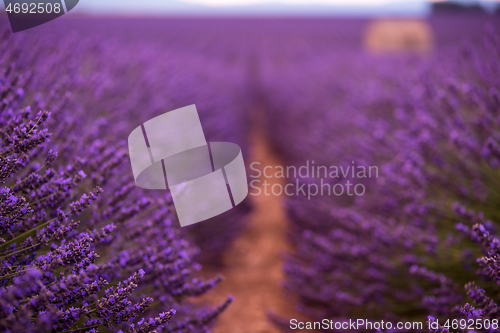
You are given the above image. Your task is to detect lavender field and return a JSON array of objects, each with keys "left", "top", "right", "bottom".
[{"left": 1, "top": 13, "right": 500, "bottom": 333}]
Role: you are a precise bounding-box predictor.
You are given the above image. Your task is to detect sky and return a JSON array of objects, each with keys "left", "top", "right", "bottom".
[
  {"left": 72, "top": 0, "right": 499, "bottom": 16},
  {"left": 180, "top": 0, "right": 489, "bottom": 5}
]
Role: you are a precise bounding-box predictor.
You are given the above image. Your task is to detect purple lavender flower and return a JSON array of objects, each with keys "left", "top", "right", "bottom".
[
  {"left": 262, "top": 19, "right": 500, "bottom": 332},
  {"left": 0, "top": 23, "right": 239, "bottom": 333}
]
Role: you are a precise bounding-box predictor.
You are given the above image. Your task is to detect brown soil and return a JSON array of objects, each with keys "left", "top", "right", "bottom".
[{"left": 199, "top": 126, "right": 298, "bottom": 333}]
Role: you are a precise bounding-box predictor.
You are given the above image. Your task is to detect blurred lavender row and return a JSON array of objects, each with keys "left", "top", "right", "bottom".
[
  {"left": 261, "top": 17, "right": 500, "bottom": 332},
  {"left": 1, "top": 13, "right": 500, "bottom": 333},
  {"left": 0, "top": 19, "right": 252, "bottom": 332}
]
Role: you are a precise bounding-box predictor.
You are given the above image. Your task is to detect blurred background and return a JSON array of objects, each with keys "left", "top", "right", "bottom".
[{"left": 1, "top": 0, "right": 500, "bottom": 332}]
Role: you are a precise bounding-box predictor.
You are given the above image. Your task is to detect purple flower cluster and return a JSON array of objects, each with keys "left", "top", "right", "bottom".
[
  {"left": 260, "top": 18, "right": 500, "bottom": 331},
  {"left": 51, "top": 19, "right": 254, "bottom": 265},
  {"left": 2, "top": 14, "right": 499, "bottom": 333},
  {"left": 0, "top": 20, "right": 253, "bottom": 332}
]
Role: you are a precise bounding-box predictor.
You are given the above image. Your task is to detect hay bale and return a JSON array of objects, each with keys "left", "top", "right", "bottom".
[{"left": 364, "top": 18, "right": 434, "bottom": 53}]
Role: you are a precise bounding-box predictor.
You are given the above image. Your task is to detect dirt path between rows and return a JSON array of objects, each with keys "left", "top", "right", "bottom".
[{"left": 200, "top": 126, "right": 297, "bottom": 333}]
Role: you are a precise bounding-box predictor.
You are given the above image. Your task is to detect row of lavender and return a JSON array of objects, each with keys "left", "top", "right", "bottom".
[
  {"left": 0, "top": 21, "right": 252, "bottom": 332},
  {"left": 262, "top": 23, "right": 500, "bottom": 330}
]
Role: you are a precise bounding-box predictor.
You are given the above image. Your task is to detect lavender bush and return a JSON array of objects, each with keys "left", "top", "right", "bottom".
[
  {"left": 261, "top": 19, "right": 500, "bottom": 331},
  {"left": 0, "top": 24, "right": 242, "bottom": 332},
  {"left": 2, "top": 13, "right": 499, "bottom": 333},
  {"left": 68, "top": 23, "right": 253, "bottom": 265}
]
